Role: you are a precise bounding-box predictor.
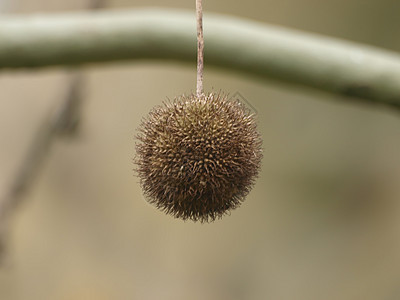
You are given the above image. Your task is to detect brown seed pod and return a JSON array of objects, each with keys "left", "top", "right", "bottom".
[{"left": 135, "top": 92, "right": 263, "bottom": 222}]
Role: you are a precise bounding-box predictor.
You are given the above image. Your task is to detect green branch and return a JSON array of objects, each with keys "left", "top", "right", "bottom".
[{"left": 1, "top": 8, "right": 400, "bottom": 109}]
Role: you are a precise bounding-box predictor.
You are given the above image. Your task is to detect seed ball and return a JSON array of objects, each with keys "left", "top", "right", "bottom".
[{"left": 135, "top": 92, "right": 263, "bottom": 222}]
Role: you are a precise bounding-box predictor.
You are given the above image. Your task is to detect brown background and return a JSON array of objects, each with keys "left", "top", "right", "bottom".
[{"left": 1, "top": 0, "right": 400, "bottom": 299}]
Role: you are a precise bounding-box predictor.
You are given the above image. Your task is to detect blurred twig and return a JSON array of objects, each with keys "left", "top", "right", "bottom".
[
  {"left": 0, "top": 9, "right": 400, "bottom": 109},
  {"left": 0, "top": 75, "right": 84, "bottom": 255},
  {"left": 89, "top": 0, "right": 106, "bottom": 9},
  {"left": 8, "top": 75, "right": 83, "bottom": 201}
]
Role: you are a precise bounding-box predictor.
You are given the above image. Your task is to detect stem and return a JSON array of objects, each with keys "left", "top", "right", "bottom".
[
  {"left": 196, "top": 0, "right": 204, "bottom": 97},
  {"left": 0, "top": 9, "right": 400, "bottom": 110}
]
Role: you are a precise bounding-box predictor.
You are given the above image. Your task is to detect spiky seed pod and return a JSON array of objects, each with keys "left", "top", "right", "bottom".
[{"left": 135, "top": 92, "right": 263, "bottom": 222}]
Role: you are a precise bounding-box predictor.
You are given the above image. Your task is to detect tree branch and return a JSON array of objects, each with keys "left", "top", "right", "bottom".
[
  {"left": 0, "top": 75, "right": 84, "bottom": 256},
  {"left": 0, "top": 8, "right": 400, "bottom": 109}
]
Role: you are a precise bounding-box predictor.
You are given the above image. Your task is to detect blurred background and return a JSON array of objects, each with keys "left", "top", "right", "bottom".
[{"left": 1, "top": 0, "right": 400, "bottom": 299}]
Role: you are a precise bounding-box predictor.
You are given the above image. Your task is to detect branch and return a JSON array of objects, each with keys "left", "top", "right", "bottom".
[
  {"left": 0, "top": 75, "right": 84, "bottom": 256},
  {"left": 0, "top": 0, "right": 105, "bottom": 260},
  {"left": 1, "top": 9, "right": 400, "bottom": 109}
]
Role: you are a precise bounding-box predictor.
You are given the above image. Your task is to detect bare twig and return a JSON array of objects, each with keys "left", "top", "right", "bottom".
[
  {"left": 0, "top": 75, "right": 84, "bottom": 255},
  {"left": 89, "top": 0, "right": 107, "bottom": 9},
  {"left": 196, "top": 0, "right": 204, "bottom": 97}
]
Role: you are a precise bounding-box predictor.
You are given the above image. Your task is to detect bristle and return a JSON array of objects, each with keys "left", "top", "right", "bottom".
[{"left": 135, "top": 92, "right": 263, "bottom": 222}]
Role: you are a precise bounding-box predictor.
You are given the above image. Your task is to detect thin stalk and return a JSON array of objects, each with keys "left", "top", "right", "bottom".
[{"left": 196, "top": 0, "right": 204, "bottom": 97}]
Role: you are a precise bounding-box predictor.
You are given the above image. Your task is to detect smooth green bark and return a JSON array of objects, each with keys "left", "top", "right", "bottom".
[{"left": 0, "top": 8, "right": 400, "bottom": 108}]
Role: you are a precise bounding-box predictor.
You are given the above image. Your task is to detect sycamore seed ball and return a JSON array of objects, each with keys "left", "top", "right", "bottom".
[{"left": 135, "top": 92, "right": 263, "bottom": 222}]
